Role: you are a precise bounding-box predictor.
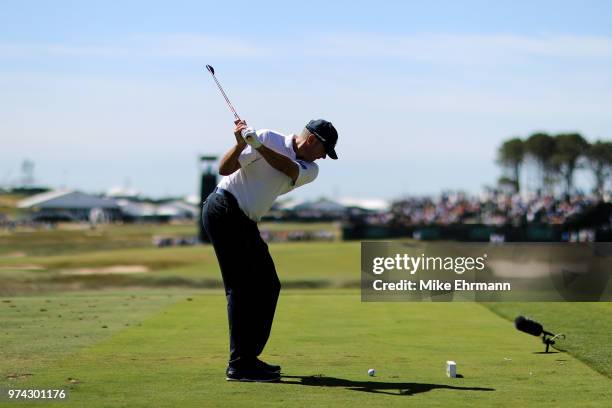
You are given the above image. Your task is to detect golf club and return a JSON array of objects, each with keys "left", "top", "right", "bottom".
[
  {"left": 205, "top": 64, "right": 241, "bottom": 121},
  {"left": 205, "top": 64, "right": 258, "bottom": 144}
]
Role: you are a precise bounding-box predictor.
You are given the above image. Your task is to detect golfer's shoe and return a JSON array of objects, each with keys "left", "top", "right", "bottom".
[
  {"left": 225, "top": 368, "right": 280, "bottom": 383},
  {"left": 254, "top": 358, "right": 281, "bottom": 374}
]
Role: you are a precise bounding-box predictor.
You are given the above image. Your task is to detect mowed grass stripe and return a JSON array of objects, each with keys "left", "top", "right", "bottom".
[
  {"left": 0, "top": 289, "right": 198, "bottom": 378},
  {"left": 13, "top": 292, "right": 611, "bottom": 408}
]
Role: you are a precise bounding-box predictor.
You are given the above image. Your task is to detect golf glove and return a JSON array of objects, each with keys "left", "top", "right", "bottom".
[{"left": 241, "top": 128, "right": 262, "bottom": 148}]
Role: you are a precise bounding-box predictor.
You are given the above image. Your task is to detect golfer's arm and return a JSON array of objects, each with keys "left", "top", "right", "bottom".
[
  {"left": 255, "top": 145, "right": 299, "bottom": 183},
  {"left": 219, "top": 143, "right": 246, "bottom": 175}
]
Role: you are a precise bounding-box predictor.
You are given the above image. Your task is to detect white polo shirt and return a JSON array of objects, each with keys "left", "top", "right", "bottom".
[{"left": 217, "top": 129, "right": 319, "bottom": 222}]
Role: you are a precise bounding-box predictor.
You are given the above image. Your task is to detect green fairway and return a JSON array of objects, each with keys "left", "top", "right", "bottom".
[{"left": 1, "top": 290, "right": 611, "bottom": 407}]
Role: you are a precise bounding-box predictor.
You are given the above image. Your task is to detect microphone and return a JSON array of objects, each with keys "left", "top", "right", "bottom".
[
  {"left": 514, "top": 315, "right": 554, "bottom": 337},
  {"left": 514, "top": 315, "right": 562, "bottom": 353}
]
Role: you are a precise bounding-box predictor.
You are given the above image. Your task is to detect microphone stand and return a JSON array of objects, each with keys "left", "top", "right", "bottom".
[{"left": 541, "top": 331, "right": 565, "bottom": 353}]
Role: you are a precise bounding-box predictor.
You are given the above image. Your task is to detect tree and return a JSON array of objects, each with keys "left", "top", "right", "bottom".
[
  {"left": 525, "top": 133, "right": 556, "bottom": 193},
  {"left": 496, "top": 138, "right": 524, "bottom": 193},
  {"left": 585, "top": 141, "right": 612, "bottom": 196},
  {"left": 551, "top": 133, "right": 589, "bottom": 194}
]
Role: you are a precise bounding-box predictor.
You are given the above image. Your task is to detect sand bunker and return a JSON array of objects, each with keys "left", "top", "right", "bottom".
[
  {"left": 0, "top": 265, "right": 46, "bottom": 271},
  {"left": 59, "top": 265, "right": 150, "bottom": 275},
  {"left": 4, "top": 251, "right": 26, "bottom": 258}
]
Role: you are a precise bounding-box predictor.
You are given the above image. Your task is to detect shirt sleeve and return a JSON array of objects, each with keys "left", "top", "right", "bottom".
[
  {"left": 292, "top": 160, "right": 319, "bottom": 188},
  {"left": 237, "top": 129, "right": 268, "bottom": 168}
]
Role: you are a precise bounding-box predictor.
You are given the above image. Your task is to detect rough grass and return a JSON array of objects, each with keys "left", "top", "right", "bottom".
[
  {"left": 0, "top": 224, "right": 198, "bottom": 256},
  {"left": 0, "top": 222, "right": 339, "bottom": 256},
  {"left": 485, "top": 302, "right": 612, "bottom": 378},
  {"left": 0, "top": 242, "right": 361, "bottom": 295},
  {"left": 0, "top": 194, "right": 27, "bottom": 218}
]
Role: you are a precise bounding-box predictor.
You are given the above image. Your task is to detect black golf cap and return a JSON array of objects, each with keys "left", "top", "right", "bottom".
[{"left": 305, "top": 119, "right": 338, "bottom": 160}]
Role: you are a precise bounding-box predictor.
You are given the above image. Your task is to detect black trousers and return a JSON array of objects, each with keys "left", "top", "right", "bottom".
[{"left": 202, "top": 189, "right": 281, "bottom": 367}]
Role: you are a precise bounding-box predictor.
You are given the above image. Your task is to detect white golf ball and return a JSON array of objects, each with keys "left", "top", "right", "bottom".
[{"left": 368, "top": 368, "right": 376, "bottom": 377}]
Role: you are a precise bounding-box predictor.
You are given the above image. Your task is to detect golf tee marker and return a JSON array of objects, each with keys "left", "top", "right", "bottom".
[{"left": 446, "top": 361, "right": 457, "bottom": 378}]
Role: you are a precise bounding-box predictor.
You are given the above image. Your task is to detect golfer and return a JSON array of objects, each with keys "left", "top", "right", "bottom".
[{"left": 202, "top": 118, "right": 338, "bottom": 382}]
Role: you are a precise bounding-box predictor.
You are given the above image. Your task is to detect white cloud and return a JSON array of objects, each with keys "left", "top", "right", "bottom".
[
  {"left": 0, "top": 34, "right": 268, "bottom": 59},
  {"left": 1, "top": 33, "right": 612, "bottom": 61},
  {"left": 138, "top": 33, "right": 268, "bottom": 57},
  {"left": 303, "top": 33, "right": 612, "bottom": 62}
]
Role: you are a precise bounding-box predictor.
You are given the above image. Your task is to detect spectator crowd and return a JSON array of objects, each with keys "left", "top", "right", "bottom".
[{"left": 388, "top": 191, "right": 607, "bottom": 227}]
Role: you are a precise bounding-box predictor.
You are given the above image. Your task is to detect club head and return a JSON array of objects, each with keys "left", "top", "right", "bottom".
[{"left": 206, "top": 65, "right": 215, "bottom": 75}]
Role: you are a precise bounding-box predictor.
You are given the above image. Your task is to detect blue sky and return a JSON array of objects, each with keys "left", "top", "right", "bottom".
[{"left": 2, "top": 1, "right": 612, "bottom": 199}]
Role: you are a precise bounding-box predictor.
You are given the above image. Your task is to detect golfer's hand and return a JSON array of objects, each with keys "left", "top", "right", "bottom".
[
  {"left": 233, "top": 119, "right": 247, "bottom": 146},
  {"left": 242, "top": 128, "right": 262, "bottom": 148}
]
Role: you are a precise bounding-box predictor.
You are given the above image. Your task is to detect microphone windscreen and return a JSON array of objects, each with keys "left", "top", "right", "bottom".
[{"left": 514, "top": 315, "right": 543, "bottom": 336}]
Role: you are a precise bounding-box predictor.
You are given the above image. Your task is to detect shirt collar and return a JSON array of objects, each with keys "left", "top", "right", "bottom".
[{"left": 288, "top": 134, "right": 297, "bottom": 158}]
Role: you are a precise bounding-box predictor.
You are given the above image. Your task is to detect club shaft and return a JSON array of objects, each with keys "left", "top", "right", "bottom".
[{"left": 207, "top": 69, "right": 241, "bottom": 120}]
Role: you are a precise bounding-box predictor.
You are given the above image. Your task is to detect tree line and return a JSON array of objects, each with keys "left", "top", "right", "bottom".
[{"left": 497, "top": 133, "right": 612, "bottom": 196}]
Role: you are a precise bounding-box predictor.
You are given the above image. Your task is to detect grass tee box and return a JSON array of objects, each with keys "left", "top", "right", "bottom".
[{"left": 1, "top": 291, "right": 611, "bottom": 407}]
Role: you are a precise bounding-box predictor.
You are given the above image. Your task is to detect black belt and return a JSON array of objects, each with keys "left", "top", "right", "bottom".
[
  {"left": 212, "top": 187, "right": 254, "bottom": 223},
  {"left": 214, "top": 187, "right": 238, "bottom": 206}
]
